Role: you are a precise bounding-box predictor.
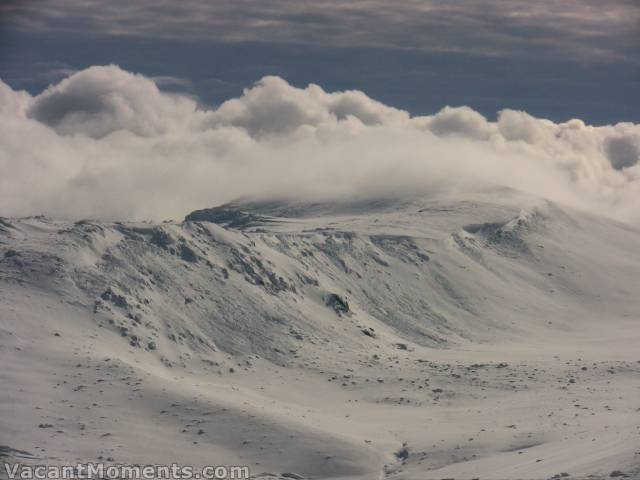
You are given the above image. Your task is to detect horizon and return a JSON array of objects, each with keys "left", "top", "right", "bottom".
[{"left": 1, "top": 0, "right": 639, "bottom": 125}]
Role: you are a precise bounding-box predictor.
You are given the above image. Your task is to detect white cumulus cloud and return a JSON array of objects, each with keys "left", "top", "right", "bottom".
[{"left": 1, "top": 65, "right": 639, "bottom": 223}]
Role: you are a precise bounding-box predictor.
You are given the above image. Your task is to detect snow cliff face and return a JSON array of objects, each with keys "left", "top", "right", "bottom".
[{"left": 2, "top": 192, "right": 640, "bottom": 479}]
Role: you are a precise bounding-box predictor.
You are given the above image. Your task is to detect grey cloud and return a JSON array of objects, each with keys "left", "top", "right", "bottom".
[
  {"left": 151, "top": 76, "right": 193, "bottom": 89},
  {"left": 605, "top": 136, "right": 639, "bottom": 170},
  {"left": 3, "top": 1, "right": 638, "bottom": 63}
]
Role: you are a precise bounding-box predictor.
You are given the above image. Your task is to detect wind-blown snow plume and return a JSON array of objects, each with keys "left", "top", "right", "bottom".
[{"left": 1, "top": 65, "right": 639, "bottom": 222}]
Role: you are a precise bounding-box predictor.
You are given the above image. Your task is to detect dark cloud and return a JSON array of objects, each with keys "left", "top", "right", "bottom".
[
  {"left": 606, "top": 136, "right": 640, "bottom": 170},
  {"left": 2, "top": 1, "right": 638, "bottom": 63},
  {"left": 1, "top": 1, "right": 637, "bottom": 125}
]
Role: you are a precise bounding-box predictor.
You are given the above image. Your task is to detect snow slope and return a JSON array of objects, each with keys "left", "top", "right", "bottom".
[{"left": 1, "top": 189, "right": 639, "bottom": 480}]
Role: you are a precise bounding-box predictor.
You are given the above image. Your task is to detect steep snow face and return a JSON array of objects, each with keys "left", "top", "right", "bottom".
[
  {"left": 2, "top": 192, "right": 640, "bottom": 479},
  {"left": 5, "top": 192, "right": 637, "bottom": 353}
]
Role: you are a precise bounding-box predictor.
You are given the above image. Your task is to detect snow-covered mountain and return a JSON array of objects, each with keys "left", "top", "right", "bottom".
[{"left": 2, "top": 190, "right": 639, "bottom": 480}]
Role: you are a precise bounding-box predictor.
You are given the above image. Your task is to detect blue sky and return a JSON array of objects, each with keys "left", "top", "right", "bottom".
[{"left": 1, "top": 0, "right": 638, "bottom": 124}]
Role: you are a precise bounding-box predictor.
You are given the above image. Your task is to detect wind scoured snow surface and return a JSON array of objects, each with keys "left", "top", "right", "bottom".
[{"left": 2, "top": 190, "right": 640, "bottom": 479}]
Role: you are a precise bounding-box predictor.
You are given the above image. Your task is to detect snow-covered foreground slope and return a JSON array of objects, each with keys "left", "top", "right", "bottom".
[{"left": 1, "top": 191, "right": 639, "bottom": 480}]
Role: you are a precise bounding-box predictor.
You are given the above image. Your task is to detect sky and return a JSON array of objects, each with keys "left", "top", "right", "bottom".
[
  {"left": 0, "top": 1, "right": 639, "bottom": 224},
  {"left": 1, "top": 0, "right": 638, "bottom": 124}
]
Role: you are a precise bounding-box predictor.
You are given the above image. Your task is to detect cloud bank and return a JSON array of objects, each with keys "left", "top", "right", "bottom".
[{"left": 1, "top": 65, "right": 639, "bottom": 222}]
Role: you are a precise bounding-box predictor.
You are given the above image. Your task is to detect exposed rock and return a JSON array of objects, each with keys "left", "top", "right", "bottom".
[
  {"left": 326, "top": 293, "right": 349, "bottom": 314},
  {"left": 185, "top": 205, "right": 261, "bottom": 229},
  {"left": 101, "top": 287, "right": 129, "bottom": 309}
]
